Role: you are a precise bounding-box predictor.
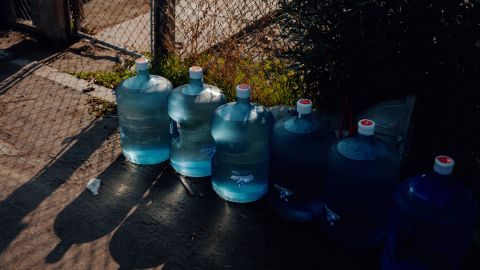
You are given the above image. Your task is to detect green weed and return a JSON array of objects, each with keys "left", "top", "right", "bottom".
[
  {"left": 154, "top": 54, "right": 302, "bottom": 106},
  {"left": 72, "top": 53, "right": 301, "bottom": 107},
  {"left": 70, "top": 62, "right": 135, "bottom": 89}
]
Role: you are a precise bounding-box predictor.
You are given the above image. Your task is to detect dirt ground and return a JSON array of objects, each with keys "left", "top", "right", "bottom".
[
  {"left": 46, "top": 40, "right": 122, "bottom": 74},
  {"left": 81, "top": 0, "right": 150, "bottom": 34},
  {"left": 1, "top": 29, "right": 479, "bottom": 270}
]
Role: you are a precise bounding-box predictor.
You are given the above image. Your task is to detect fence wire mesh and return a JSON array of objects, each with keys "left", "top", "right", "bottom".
[
  {"left": 0, "top": 0, "right": 295, "bottom": 262},
  {"left": 1, "top": 1, "right": 480, "bottom": 269},
  {"left": 72, "top": 0, "right": 291, "bottom": 62},
  {"left": 168, "top": 0, "right": 297, "bottom": 106},
  {"left": 0, "top": 0, "right": 294, "bottom": 224},
  {"left": 76, "top": 0, "right": 152, "bottom": 55},
  {"left": 174, "top": 0, "right": 286, "bottom": 58},
  {"left": 0, "top": 2, "right": 297, "bottom": 202},
  {"left": 0, "top": 0, "right": 294, "bottom": 222},
  {"left": 67, "top": 0, "right": 297, "bottom": 105},
  {"left": 12, "top": 0, "right": 33, "bottom": 25},
  {"left": 0, "top": 27, "right": 127, "bottom": 269},
  {"left": 1, "top": 0, "right": 297, "bottom": 115}
]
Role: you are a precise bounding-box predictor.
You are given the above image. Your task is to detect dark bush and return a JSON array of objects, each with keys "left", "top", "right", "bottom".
[
  {"left": 280, "top": 0, "right": 480, "bottom": 108},
  {"left": 280, "top": 0, "right": 480, "bottom": 194}
]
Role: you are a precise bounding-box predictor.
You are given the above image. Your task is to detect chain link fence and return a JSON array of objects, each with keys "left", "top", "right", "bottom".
[
  {"left": 0, "top": 0, "right": 295, "bottom": 200},
  {"left": 1, "top": 1, "right": 480, "bottom": 269},
  {"left": 70, "top": 0, "right": 297, "bottom": 105},
  {"left": 68, "top": 0, "right": 290, "bottom": 62},
  {"left": 0, "top": 2, "right": 296, "bottom": 267},
  {"left": 0, "top": 0, "right": 295, "bottom": 193},
  {"left": 75, "top": 0, "right": 152, "bottom": 56},
  {"left": 11, "top": 0, "right": 33, "bottom": 25},
  {"left": 0, "top": 0, "right": 299, "bottom": 109},
  {"left": 174, "top": 0, "right": 286, "bottom": 58},
  {"left": 171, "top": 0, "right": 296, "bottom": 105}
]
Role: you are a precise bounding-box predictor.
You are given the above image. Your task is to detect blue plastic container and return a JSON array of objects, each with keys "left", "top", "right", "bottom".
[
  {"left": 168, "top": 66, "right": 225, "bottom": 177},
  {"left": 269, "top": 99, "right": 335, "bottom": 221},
  {"left": 211, "top": 84, "right": 274, "bottom": 203},
  {"left": 382, "top": 156, "right": 477, "bottom": 270},
  {"left": 115, "top": 58, "right": 173, "bottom": 165},
  {"left": 322, "top": 119, "right": 400, "bottom": 248}
]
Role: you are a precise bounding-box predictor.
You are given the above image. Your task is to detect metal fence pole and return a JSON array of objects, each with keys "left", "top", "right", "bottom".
[
  {"left": 152, "top": 0, "right": 175, "bottom": 68},
  {"left": 70, "top": 0, "right": 84, "bottom": 35}
]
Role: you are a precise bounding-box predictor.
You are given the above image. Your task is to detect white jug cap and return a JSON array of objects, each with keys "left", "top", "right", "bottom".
[
  {"left": 297, "top": 99, "right": 312, "bottom": 114},
  {"left": 189, "top": 66, "right": 203, "bottom": 79},
  {"left": 358, "top": 119, "right": 375, "bottom": 136},
  {"left": 434, "top": 155, "right": 455, "bottom": 175},
  {"left": 236, "top": 84, "right": 251, "bottom": 98},
  {"left": 135, "top": 57, "right": 149, "bottom": 70}
]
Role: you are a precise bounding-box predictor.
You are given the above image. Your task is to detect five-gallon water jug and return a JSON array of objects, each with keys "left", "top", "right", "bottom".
[
  {"left": 211, "top": 84, "right": 274, "bottom": 203},
  {"left": 269, "top": 99, "right": 335, "bottom": 221},
  {"left": 168, "top": 66, "right": 225, "bottom": 177},
  {"left": 269, "top": 105, "right": 296, "bottom": 122},
  {"left": 115, "top": 58, "right": 173, "bottom": 165},
  {"left": 322, "top": 119, "right": 400, "bottom": 248},
  {"left": 382, "top": 156, "right": 477, "bottom": 270}
]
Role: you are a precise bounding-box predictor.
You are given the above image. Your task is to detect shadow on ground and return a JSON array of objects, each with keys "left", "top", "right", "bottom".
[
  {"left": 0, "top": 31, "right": 65, "bottom": 82},
  {"left": 0, "top": 117, "right": 117, "bottom": 255},
  {"left": 46, "top": 157, "right": 168, "bottom": 263},
  {"left": 108, "top": 171, "right": 381, "bottom": 270}
]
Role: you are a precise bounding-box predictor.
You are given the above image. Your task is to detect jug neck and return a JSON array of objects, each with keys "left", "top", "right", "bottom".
[
  {"left": 357, "top": 133, "right": 375, "bottom": 143},
  {"left": 298, "top": 113, "right": 311, "bottom": 120},
  {"left": 358, "top": 133, "right": 373, "bottom": 138},
  {"left": 136, "top": 69, "right": 150, "bottom": 78},
  {"left": 237, "top": 97, "right": 251, "bottom": 106},
  {"left": 432, "top": 172, "right": 451, "bottom": 183},
  {"left": 235, "top": 84, "right": 251, "bottom": 106},
  {"left": 190, "top": 77, "right": 203, "bottom": 89}
]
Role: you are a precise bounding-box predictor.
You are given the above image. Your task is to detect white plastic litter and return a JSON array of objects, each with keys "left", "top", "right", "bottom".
[{"left": 86, "top": 178, "right": 101, "bottom": 195}]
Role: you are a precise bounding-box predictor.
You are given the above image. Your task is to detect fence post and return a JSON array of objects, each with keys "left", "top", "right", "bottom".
[
  {"left": 70, "top": 0, "right": 84, "bottom": 34},
  {"left": 152, "top": 0, "right": 175, "bottom": 67},
  {"left": 31, "top": 0, "right": 71, "bottom": 42}
]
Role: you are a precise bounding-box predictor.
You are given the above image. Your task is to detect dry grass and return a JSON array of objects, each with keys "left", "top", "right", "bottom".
[
  {"left": 72, "top": 0, "right": 299, "bottom": 106},
  {"left": 164, "top": 0, "right": 297, "bottom": 106}
]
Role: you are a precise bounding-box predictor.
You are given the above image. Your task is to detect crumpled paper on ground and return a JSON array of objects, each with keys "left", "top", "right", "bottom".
[{"left": 86, "top": 178, "right": 101, "bottom": 195}]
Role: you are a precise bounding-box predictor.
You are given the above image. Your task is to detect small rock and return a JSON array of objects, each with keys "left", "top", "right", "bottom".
[
  {"left": 82, "top": 87, "right": 95, "bottom": 93},
  {"left": 86, "top": 178, "right": 101, "bottom": 195}
]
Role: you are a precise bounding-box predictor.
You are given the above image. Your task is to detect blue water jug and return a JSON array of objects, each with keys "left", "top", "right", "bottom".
[
  {"left": 269, "top": 99, "right": 336, "bottom": 221},
  {"left": 322, "top": 119, "right": 400, "bottom": 248},
  {"left": 211, "top": 84, "right": 274, "bottom": 203},
  {"left": 382, "top": 156, "right": 477, "bottom": 270},
  {"left": 168, "top": 66, "right": 225, "bottom": 177},
  {"left": 115, "top": 58, "right": 173, "bottom": 165}
]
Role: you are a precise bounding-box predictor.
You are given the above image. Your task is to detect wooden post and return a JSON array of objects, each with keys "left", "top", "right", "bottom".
[
  {"left": 31, "top": 0, "right": 71, "bottom": 42},
  {"left": 153, "top": 0, "right": 175, "bottom": 67}
]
